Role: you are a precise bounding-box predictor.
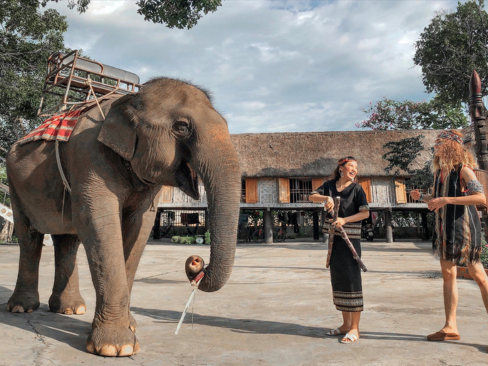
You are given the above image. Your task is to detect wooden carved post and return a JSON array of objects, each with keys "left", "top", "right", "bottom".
[
  {"left": 470, "top": 70, "right": 488, "bottom": 169},
  {"left": 469, "top": 70, "right": 488, "bottom": 239}
]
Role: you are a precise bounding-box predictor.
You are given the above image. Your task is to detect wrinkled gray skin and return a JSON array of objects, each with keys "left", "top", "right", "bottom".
[{"left": 6, "top": 78, "right": 241, "bottom": 357}]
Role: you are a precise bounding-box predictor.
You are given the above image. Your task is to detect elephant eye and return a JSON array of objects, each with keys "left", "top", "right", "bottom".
[{"left": 173, "top": 121, "right": 191, "bottom": 138}]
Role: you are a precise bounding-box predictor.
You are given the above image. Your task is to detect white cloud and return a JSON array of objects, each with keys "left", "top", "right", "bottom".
[{"left": 47, "top": 0, "right": 468, "bottom": 134}]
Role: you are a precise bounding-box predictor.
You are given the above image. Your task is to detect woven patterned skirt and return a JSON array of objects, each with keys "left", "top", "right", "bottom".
[{"left": 329, "top": 236, "right": 363, "bottom": 312}]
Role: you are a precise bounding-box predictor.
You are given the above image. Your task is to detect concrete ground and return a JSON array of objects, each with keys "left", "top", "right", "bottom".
[{"left": 0, "top": 239, "right": 487, "bottom": 366}]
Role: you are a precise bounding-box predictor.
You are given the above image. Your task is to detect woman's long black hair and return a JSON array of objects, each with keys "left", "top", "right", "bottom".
[{"left": 331, "top": 156, "right": 358, "bottom": 182}]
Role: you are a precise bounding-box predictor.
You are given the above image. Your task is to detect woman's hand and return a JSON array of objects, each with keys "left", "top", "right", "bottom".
[
  {"left": 410, "top": 189, "right": 421, "bottom": 200},
  {"left": 325, "top": 197, "right": 334, "bottom": 212},
  {"left": 330, "top": 217, "right": 347, "bottom": 228},
  {"left": 428, "top": 197, "right": 450, "bottom": 212}
]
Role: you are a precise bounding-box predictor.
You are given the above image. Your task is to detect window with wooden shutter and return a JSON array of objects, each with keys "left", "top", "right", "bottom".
[
  {"left": 245, "top": 179, "right": 258, "bottom": 203},
  {"left": 358, "top": 178, "right": 372, "bottom": 203},
  {"left": 395, "top": 179, "right": 407, "bottom": 204},
  {"left": 312, "top": 178, "right": 325, "bottom": 192},
  {"left": 278, "top": 178, "right": 290, "bottom": 203},
  {"left": 160, "top": 185, "right": 174, "bottom": 203}
]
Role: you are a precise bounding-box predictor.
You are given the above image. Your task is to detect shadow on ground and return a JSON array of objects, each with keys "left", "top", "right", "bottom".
[
  {"left": 131, "top": 307, "right": 481, "bottom": 350},
  {"left": 0, "top": 286, "right": 89, "bottom": 352}
]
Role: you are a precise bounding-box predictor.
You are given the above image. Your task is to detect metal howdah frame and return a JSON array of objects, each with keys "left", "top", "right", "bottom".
[{"left": 37, "top": 50, "right": 142, "bottom": 117}]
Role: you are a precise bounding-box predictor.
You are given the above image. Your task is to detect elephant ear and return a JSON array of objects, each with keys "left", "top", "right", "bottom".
[{"left": 97, "top": 94, "right": 137, "bottom": 161}]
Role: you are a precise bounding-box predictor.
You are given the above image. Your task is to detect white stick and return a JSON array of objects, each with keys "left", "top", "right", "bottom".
[
  {"left": 175, "top": 278, "right": 202, "bottom": 335},
  {"left": 175, "top": 288, "right": 197, "bottom": 335}
]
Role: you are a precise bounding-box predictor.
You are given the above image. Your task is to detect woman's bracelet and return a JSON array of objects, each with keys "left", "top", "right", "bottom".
[{"left": 419, "top": 192, "right": 424, "bottom": 202}]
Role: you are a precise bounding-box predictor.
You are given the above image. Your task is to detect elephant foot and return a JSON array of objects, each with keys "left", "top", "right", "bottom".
[
  {"left": 49, "top": 292, "right": 86, "bottom": 315},
  {"left": 129, "top": 312, "right": 137, "bottom": 333},
  {"left": 86, "top": 325, "right": 139, "bottom": 357},
  {"left": 7, "top": 291, "right": 40, "bottom": 313}
]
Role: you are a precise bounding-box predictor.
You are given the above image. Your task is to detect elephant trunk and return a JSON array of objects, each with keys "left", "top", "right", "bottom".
[{"left": 192, "top": 134, "right": 241, "bottom": 292}]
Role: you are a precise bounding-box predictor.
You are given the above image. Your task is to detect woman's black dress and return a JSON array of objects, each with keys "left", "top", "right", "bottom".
[{"left": 313, "top": 180, "right": 369, "bottom": 312}]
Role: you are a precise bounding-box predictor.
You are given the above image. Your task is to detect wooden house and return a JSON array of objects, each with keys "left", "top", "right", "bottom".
[{"left": 156, "top": 129, "right": 439, "bottom": 242}]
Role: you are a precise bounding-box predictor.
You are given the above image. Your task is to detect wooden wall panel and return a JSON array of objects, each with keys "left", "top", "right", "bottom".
[
  {"left": 312, "top": 178, "right": 325, "bottom": 191},
  {"left": 395, "top": 179, "right": 407, "bottom": 204},
  {"left": 245, "top": 179, "right": 258, "bottom": 203},
  {"left": 278, "top": 178, "right": 290, "bottom": 203},
  {"left": 358, "top": 178, "right": 372, "bottom": 203}
]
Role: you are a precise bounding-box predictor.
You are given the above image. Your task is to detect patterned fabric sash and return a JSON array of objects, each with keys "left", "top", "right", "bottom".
[
  {"left": 323, "top": 222, "right": 361, "bottom": 239},
  {"left": 20, "top": 109, "right": 83, "bottom": 145}
]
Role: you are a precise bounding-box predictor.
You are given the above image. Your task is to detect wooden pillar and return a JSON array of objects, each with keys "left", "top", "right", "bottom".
[
  {"left": 421, "top": 211, "right": 429, "bottom": 240},
  {"left": 152, "top": 209, "right": 162, "bottom": 239},
  {"left": 385, "top": 209, "right": 393, "bottom": 243},
  {"left": 263, "top": 208, "right": 273, "bottom": 244},
  {"left": 470, "top": 71, "right": 488, "bottom": 241},
  {"left": 470, "top": 71, "right": 488, "bottom": 169},
  {"left": 313, "top": 210, "right": 319, "bottom": 240}
]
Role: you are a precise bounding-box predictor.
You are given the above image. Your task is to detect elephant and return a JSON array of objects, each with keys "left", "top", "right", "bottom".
[{"left": 5, "top": 77, "right": 241, "bottom": 356}]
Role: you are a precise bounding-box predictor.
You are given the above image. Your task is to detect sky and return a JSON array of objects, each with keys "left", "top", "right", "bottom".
[{"left": 47, "top": 0, "right": 476, "bottom": 134}]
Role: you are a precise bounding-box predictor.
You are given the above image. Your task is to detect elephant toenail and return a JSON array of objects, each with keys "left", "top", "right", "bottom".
[
  {"left": 86, "top": 343, "right": 96, "bottom": 354},
  {"left": 11, "top": 305, "right": 24, "bottom": 313},
  {"left": 119, "top": 345, "right": 134, "bottom": 356},
  {"left": 100, "top": 345, "right": 118, "bottom": 356}
]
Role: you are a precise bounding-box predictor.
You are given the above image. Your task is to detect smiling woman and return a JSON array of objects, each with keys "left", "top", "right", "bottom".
[{"left": 309, "top": 156, "right": 369, "bottom": 344}]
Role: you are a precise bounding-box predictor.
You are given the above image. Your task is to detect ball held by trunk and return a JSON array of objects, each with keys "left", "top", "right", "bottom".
[{"left": 185, "top": 255, "right": 205, "bottom": 283}]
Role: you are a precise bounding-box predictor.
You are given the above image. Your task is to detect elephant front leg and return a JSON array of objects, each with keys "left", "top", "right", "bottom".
[
  {"left": 48, "top": 234, "right": 86, "bottom": 315},
  {"left": 77, "top": 212, "right": 139, "bottom": 357},
  {"left": 7, "top": 219, "right": 44, "bottom": 313},
  {"left": 122, "top": 207, "right": 159, "bottom": 333}
]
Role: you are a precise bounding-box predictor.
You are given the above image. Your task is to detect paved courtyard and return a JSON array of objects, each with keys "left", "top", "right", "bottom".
[{"left": 0, "top": 238, "right": 487, "bottom": 365}]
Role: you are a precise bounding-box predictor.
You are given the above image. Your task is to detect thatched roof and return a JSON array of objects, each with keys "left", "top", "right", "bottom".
[{"left": 231, "top": 130, "right": 439, "bottom": 178}]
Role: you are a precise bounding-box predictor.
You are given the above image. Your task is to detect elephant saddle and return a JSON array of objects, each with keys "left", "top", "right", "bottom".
[{"left": 20, "top": 108, "right": 84, "bottom": 145}]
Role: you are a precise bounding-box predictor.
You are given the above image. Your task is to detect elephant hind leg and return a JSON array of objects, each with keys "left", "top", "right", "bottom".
[
  {"left": 7, "top": 219, "right": 44, "bottom": 313},
  {"left": 48, "top": 234, "right": 86, "bottom": 315}
]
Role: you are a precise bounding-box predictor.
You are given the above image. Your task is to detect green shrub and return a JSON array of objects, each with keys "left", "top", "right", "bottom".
[
  {"left": 171, "top": 236, "right": 180, "bottom": 243},
  {"left": 177, "top": 236, "right": 196, "bottom": 245},
  {"left": 204, "top": 230, "right": 211, "bottom": 245}
]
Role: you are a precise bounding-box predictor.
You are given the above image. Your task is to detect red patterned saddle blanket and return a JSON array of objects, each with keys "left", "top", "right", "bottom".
[{"left": 20, "top": 109, "right": 84, "bottom": 145}]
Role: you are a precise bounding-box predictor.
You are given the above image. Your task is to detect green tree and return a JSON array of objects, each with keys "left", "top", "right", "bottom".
[
  {"left": 0, "top": 0, "right": 68, "bottom": 159},
  {"left": 358, "top": 97, "right": 469, "bottom": 189},
  {"left": 414, "top": 0, "right": 488, "bottom": 106},
  {"left": 358, "top": 97, "right": 468, "bottom": 130},
  {"left": 45, "top": 0, "right": 223, "bottom": 29}
]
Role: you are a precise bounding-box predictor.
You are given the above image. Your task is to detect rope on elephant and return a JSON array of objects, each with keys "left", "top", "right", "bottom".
[{"left": 83, "top": 77, "right": 110, "bottom": 120}]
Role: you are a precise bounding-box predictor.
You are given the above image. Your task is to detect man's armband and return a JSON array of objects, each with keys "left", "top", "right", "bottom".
[{"left": 466, "top": 179, "right": 485, "bottom": 195}]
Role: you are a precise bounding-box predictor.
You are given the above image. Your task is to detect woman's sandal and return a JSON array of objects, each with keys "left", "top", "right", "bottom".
[
  {"left": 326, "top": 328, "right": 345, "bottom": 336},
  {"left": 340, "top": 332, "right": 359, "bottom": 344},
  {"left": 426, "top": 331, "right": 460, "bottom": 341}
]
